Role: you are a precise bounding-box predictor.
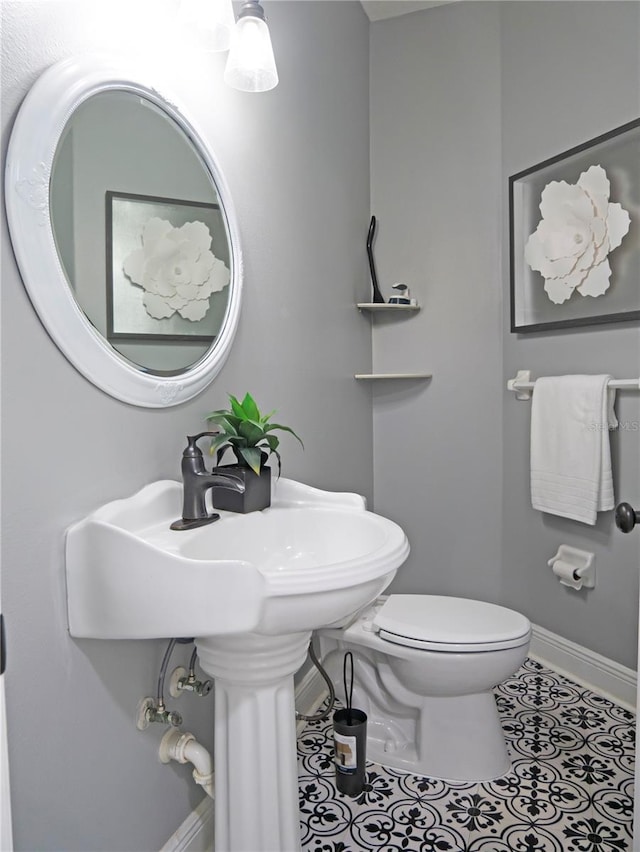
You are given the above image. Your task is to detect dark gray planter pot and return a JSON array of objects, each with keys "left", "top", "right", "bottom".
[{"left": 211, "top": 465, "right": 271, "bottom": 513}]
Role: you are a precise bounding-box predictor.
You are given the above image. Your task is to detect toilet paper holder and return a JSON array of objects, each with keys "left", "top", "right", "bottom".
[{"left": 547, "top": 545, "right": 595, "bottom": 591}]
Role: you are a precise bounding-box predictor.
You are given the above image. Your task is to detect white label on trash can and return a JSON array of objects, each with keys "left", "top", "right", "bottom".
[{"left": 334, "top": 732, "right": 357, "bottom": 773}]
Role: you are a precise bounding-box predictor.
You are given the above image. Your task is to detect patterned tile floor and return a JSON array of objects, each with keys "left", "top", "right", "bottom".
[{"left": 297, "top": 658, "right": 635, "bottom": 851}]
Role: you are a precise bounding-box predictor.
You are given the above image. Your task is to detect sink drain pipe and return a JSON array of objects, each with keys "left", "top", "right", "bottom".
[{"left": 159, "top": 729, "right": 215, "bottom": 799}]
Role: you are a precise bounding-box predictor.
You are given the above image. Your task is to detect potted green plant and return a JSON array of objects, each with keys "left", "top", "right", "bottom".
[{"left": 205, "top": 392, "right": 303, "bottom": 513}]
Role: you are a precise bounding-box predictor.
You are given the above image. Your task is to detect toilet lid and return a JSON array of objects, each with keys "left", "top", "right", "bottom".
[{"left": 373, "top": 595, "right": 531, "bottom": 652}]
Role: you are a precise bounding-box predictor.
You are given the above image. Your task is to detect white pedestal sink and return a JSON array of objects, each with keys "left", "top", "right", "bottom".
[{"left": 66, "top": 478, "right": 409, "bottom": 852}]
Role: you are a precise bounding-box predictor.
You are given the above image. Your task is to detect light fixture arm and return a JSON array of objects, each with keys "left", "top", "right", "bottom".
[{"left": 237, "top": 0, "right": 267, "bottom": 21}]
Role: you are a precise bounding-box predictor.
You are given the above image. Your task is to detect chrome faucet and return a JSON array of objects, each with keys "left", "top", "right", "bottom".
[{"left": 170, "top": 432, "right": 245, "bottom": 531}]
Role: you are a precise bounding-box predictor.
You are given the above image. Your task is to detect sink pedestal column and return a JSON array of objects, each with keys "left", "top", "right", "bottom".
[{"left": 196, "top": 631, "right": 312, "bottom": 852}]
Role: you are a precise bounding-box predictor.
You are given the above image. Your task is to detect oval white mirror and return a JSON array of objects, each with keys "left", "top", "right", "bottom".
[{"left": 5, "top": 55, "right": 243, "bottom": 407}]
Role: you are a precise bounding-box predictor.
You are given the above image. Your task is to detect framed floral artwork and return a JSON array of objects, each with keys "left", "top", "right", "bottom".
[
  {"left": 106, "top": 191, "right": 231, "bottom": 342},
  {"left": 509, "top": 118, "right": 640, "bottom": 333}
]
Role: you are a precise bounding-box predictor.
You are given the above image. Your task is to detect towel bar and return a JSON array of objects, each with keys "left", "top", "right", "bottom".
[{"left": 507, "top": 370, "right": 640, "bottom": 400}]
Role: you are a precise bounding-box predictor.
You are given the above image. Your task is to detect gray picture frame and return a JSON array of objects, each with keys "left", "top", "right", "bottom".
[
  {"left": 509, "top": 118, "right": 640, "bottom": 333},
  {"left": 106, "top": 191, "right": 230, "bottom": 342}
]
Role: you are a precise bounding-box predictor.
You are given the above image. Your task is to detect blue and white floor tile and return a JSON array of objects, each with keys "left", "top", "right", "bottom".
[{"left": 297, "top": 658, "right": 635, "bottom": 851}]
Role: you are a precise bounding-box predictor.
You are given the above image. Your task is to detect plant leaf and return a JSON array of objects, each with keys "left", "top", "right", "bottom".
[
  {"left": 264, "top": 434, "right": 279, "bottom": 451},
  {"left": 265, "top": 424, "right": 304, "bottom": 448},
  {"left": 227, "top": 435, "right": 246, "bottom": 447},
  {"left": 238, "top": 420, "right": 264, "bottom": 445},
  {"left": 208, "top": 433, "right": 232, "bottom": 455},
  {"left": 260, "top": 409, "right": 276, "bottom": 426},
  {"left": 206, "top": 413, "right": 241, "bottom": 434},
  {"left": 241, "top": 392, "right": 261, "bottom": 422},
  {"left": 270, "top": 448, "right": 282, "bottom": 478},
  {"left": 238, "top": 446, "right": 263, "bottom": 475},
  {"left": 229, "top": 395, "right": 246, "bottom": 420},
  {"left": 215, "top": 446, "right": 230, "bottom": 466},
  {"left": 205, "top": 407, "right": 232, "bottom": 419}
]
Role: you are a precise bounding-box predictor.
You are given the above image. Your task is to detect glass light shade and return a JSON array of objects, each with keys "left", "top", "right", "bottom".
[
  {"left": 224, "top": 14, "right": 279, "bottom": 93},
  {"left": 179, "top": 0, "right": 235, "bottom": 52}
]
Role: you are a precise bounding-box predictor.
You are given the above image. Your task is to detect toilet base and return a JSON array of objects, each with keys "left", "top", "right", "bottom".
[
  {"left": 318, "top": 594, "right": 530, "bottom": 784},
  {"left": 367, "top": 690, "right": 511, "bottom": 782}
]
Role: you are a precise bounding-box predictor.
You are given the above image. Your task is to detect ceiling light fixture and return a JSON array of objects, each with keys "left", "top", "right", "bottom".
[{"left": 223, "top": 0, "right": 279, "bottom": 93}]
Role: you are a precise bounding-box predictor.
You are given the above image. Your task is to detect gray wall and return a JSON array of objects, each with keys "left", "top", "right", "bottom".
[
  {"left": 1, "top": 2, "right": 371, "bottom": 850},
  {"left": 370, "top": 2, "right": 504, "bottom": 603},
  {"left": 500, "top": 2, "right": 640, "bottom": 669},
  {"left": 4, "top": 2, "right": 640, "bottom": 850},
  {"left": 370, "top": 1, "right": 640, "bottom": 668}
]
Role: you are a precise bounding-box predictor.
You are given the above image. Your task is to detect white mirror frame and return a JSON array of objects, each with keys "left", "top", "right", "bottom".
[{"left": 5, "top": 54, "right": 243, "bottom": 407}]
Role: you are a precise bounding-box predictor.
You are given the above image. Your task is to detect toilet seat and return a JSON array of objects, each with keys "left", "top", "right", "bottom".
[{"left": 373, "top": 594, "right": 531, "bottom": 653}]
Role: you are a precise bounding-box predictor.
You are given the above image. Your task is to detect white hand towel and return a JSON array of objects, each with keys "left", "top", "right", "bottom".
[{"left": 530, "top": 375, "right": 617, "bottom": 525}]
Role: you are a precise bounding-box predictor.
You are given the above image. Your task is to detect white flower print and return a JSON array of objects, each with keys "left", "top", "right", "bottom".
[
  {"left": 524, "top": 165, "right": 630, "bottom": 305},
  {"left": 123, "top": 217, "right": 229, "bottom": 321}
]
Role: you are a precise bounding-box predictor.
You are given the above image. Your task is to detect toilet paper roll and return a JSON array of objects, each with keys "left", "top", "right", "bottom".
[{"left": 552, "top": 560, "right": 582, "bottom": 590}]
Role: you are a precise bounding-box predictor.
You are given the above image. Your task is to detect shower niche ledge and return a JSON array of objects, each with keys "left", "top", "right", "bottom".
[
  {"left": 354, "top": 372, "right": 432, "bottom": 380},
  {"left": 356, "top": 302, "right": 428, "bottom": 381},
  {"left": 357, "top": 302, "right": 421, "bottom": 312}
]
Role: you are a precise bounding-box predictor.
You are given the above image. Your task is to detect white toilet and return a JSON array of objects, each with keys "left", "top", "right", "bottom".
[{"left": 318, "top": 594, "right": 531, "bottom": 782}]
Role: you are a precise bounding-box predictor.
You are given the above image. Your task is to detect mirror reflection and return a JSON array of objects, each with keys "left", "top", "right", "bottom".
[{"left": 50, "top": 91, "right": 231, "bottom": 375}]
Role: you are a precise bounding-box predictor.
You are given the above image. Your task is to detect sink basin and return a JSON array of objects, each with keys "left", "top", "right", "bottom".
[{"left": 66, "top": 477, "right": 409, "bottom": 639}]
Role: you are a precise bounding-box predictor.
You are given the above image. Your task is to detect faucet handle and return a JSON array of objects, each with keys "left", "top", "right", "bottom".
[{"left": 183, "top": 432, "right": 218, "bottom": 458}]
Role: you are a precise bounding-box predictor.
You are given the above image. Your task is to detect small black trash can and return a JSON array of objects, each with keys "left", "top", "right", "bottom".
[
  {"left": 332, "top": 651, "right": 367, "bottom": 796},
  {"left": 333, "top": 706, "right": 367, "bottom": 796}
]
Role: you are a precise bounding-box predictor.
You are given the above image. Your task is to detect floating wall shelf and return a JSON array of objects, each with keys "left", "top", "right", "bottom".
[
  {"left": 354, "top": 373, "right": 432, "bottom": 381},
  {"left": 357, "top": 303, "right": 420, "bottom": 313}
]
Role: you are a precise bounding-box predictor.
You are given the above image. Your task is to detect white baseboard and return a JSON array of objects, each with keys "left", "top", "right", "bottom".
[
  {"left": 529, "top": 623, "right": 637, "bottom": 712},
  {"left": 160, "top": 796, "right": 213, "bottom": 852},
  {"left": 160, "top": 672, "right": 326, "bottom": 852},
  {"left": 295, "top": 663, "right": 331, "bottom": 736}
]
